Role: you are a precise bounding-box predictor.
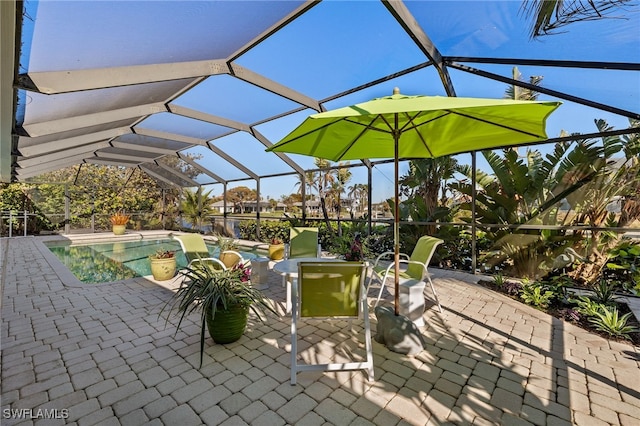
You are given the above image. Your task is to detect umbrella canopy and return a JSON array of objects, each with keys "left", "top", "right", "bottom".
[{"left": 268, "top": 88, "right": 561, "bottom": 315}]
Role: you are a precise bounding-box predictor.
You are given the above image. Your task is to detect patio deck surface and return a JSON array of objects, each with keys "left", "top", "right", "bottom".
[{"left": 1, "top": 233, "right": 639, "bottom": 425}]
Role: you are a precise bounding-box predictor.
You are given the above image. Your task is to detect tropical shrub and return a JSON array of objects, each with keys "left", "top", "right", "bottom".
[
  {"left": 602, "top": 240, "right": 640, "bottom": 295},
  {"left": 238, "top": 219, "right": 289, "bottom": 244},
  {"left": 591, "top": 279, "right": 617, "bottom": 305},
  {"left": 573, "top": 295, "right": 606, "bottom": 317},
  {"left": 589, "top": 307, "right": 638, "bottom": 340},
  {"left": 520, "top": 281, "right": 555, "bottom": 309},
  {"left": 544, "top": 274, "right": 574, "bottom": 304}
]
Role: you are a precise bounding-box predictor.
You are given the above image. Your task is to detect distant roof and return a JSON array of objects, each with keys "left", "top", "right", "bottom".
[{"left": 2, "top": 1, "right": 638, "bottom": 191}]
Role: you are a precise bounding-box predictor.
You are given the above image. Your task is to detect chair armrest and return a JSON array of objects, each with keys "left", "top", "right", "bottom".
[
  {"left": 372, "top": 251, "right": 409, "bottom": 268},
  {"left": 188, "top": 257, "right": 227, "bottom": 270},
  {"left": 379, "top": 259, "right": 427, "bottom": 281}
]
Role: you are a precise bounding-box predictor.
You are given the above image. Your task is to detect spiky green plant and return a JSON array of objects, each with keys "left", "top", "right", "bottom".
[
  {"left": 592, "top": 279, "right": 617, "bottom": 305},
  {"left": 492, "top": 273, "right": 505, "bottom": 289},
  {"left": 162, "top": 262, "right": 277, "bottom": 366},
  {"left": 572, "top": 295, "right": 605, "bottom": 317},
  {"left": 589, "top": 307, "right": 638, "bottom": 340}
]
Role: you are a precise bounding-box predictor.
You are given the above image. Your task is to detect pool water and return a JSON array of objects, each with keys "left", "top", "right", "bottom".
[{"left": 45, "top": 238, "right": 259, "bottom": 284}]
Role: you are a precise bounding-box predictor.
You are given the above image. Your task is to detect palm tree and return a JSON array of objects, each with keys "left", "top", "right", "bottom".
[
  {"left": 347, "top": 183, "right": 368, "bottom": 217},
  {"left": 294, "top": 171, "right": 317, "bottom": 202},
  {"left": 333, "top": 163, "right": 352, "bottom": 218},
  {"left": 181, "top": 187, "right": 215, "bottom": 231},
  {"left": 315, "top": 158, "right": 335, "bottom": 229},
  {"left": 504, "top": 67, "right": 544, "bottom": 157},
  {"left": 399, "top": 157, "right": 459, "bottom": 236},
  {"left": 504, "top": 66, "right": 542, "bottom": 101},
  {"left": 520, "top": 0, "right": 633, "bottom": 39}
]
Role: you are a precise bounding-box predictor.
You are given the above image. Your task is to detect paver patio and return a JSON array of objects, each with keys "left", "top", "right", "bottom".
[{"left": 1, "top": 234, "right": 639, "bottom": 425}]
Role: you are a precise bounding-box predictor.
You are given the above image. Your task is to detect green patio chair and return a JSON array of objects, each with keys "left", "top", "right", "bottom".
[
  {"left": 290, "top": 261, "right": 374, "bottom": 385},
  {"left": 286, "top": 227, "right": 321, "bottom": 259},
  {"left": 172, "top": 234, "right": 227, "bottom": 271},
  {"left": 281, "top": 227, "right": 322, "bottom": 288},
  {"left": 367, "top": 236, "right": 443, "bottom": 324}
]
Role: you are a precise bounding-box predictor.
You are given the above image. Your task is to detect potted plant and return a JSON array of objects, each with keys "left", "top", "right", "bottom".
[
  {"left": 268, "top": 237, "right": 285, "bottom": 260},
  {"left": 109, "top": 212, "right": 130, "bottom": 235},
  {"left": 216, "top": 234, "right": 241, "bottom": 268},
  {"left": 164, "top": 262, "right": 277, "bottom": 366},
  {"left": 149, "top": 249, "right": 177, "bottom": 281},
  {"left": 342, "top": 233, "right": 368, "bottom": 261}
]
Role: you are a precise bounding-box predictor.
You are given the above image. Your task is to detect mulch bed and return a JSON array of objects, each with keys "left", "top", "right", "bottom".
[{"left": 478, "top": 279, "right": 640, "bottom": 346}]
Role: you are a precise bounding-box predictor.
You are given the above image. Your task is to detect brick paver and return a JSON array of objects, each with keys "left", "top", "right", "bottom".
[{"left": 1, "top": 234, "right": 639, "bottom": 425}]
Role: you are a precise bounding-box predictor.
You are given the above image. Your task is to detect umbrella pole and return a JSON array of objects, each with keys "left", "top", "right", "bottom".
[{"left": 394, "top": 124, "right": 400, "bottom": 316}]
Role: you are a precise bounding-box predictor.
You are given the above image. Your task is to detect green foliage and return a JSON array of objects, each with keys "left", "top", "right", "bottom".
[
  {"left": 14, "top": 164, "right": 185, "bottom": 232},
  {"left": 544, "top": 274, "right": 574, "bottom": 303},
  {"left": 215, "top": 234, "right": 239, "bottom": 252},
  {"left": 492, "top": 273, "right": 505, "bottom": 289},
  {"left": 238, "top": 220, "right": 289, "bottom": 244},
  {"left": 603, "top": 240, "right": 640, "bottom": 295},
  {"left": 520, "top": 281, "right": 555, "bottom": 309},
  {"left": 450, "top": 123, "right": 639, "bottom": 280},
  {"left": 572, "top": 296, "right": 606, "bottom": 317},
  {"left": 0, "top": 183, "right": 56, "bottom": 234},
  {"left": 181, "top": 188, "right": 215, "bottom": 230},
  {"left": 589, "top": 307, "right": 638, "bottom": 340},
  {"left": 328, "top": 233, "right": 371, "bottom": 261},
  {"left": 591, "top": 279, "right": 617, "bottom": 305}
]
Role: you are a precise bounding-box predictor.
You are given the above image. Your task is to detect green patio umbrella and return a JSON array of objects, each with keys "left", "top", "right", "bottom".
[{"left": 267, "top": 88, "right": 561, "bottom": 315}]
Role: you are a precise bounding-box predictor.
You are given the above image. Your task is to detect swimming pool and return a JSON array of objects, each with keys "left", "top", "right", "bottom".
[{"left": 45, "top": 238, "right": 260, "bottom": 284}]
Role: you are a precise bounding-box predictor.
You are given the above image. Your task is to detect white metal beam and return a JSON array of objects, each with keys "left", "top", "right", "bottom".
[
  {"left": 251, "top": 128, "right": 305, "bottom": 175},
  {"left": 17, "top": 141, "right": 111, "bottom": 168},
  {"left": 155, "top": 162, "right": 200, "bottom": 187},
  {"left": 178, "top": 153, "right": 227, "bottom": 185},
  {"left": 18, "top": 127, "right": 131, "bottom": 156},
  {"left": 169, "top": 104, "right": 251, "bottom": 132},
  {"left": 86, "top": 158, "right": 141, "bottom": 167},
  {"left": 16, "top": 153, "right": 95, "bottom": 179},
  {"left": 207, "top": 143, "right": 258, "bottom": 180},
  {"left": 0, "top": 0, "right": 16, "bottom": 182},
  {"left": 23, "top": 102, "right": 168, "bottom": 137},
  {"left": 139, "top": 165, "right": 183, "bottom": 188},
  {"left": 94, "top": 149, "right": 161, "bottom": 162},
  {"left": 229, "top": 63, "right": 321, "bottom": 112},
  {"left": 23, "top": 60, "right": 229, "bottom": 94},
  {"left": 133, "top": 128, "right": 207, "bottom": 147}
]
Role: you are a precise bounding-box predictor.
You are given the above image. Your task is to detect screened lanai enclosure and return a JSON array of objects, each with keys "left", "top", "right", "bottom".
[{"left": 1, "top": 1, "right": 639, "bottom": 276}]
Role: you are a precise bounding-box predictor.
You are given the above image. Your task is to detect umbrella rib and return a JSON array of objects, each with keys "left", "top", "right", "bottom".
[
  {"left": 335, "top": 115, "right": 392, "bottom": 160},
  {"left": 448, "top": 109, "right": 547, "bottom": 139},
  {"left": 401, "top": 111, "right": 452, "bottom": 157},
  {"left": 269, "top": 118, "right": 346, "bottom": 148}
]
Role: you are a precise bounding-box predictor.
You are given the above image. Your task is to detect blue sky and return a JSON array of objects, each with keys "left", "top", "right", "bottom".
[
  {"left": 21, "top": 1, "right": 639, "bottom": 203},
  {"left": 202, "top": 0, "right": 639, "bottom": 203}
]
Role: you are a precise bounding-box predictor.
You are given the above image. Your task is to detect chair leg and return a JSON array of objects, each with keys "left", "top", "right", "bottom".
[
  {"left": 374, "top": 281, "right": 385, "bottom": 307},
  {"left": 362, "top": 299, "right": 375, "bottom": 382},
  {"left": 290, "top": 287, "right": 298, "bottom": 385},
  {"left": 427, "top": 275, "right": 442, "bottom": 313},
  {"left": 366, "top": 273, "right": 386, "bottom": 307}
]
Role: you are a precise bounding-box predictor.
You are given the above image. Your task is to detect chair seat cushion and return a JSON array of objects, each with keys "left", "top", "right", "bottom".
[{"left": 372, "top": 266, "right": 426, "bottom": 288}]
